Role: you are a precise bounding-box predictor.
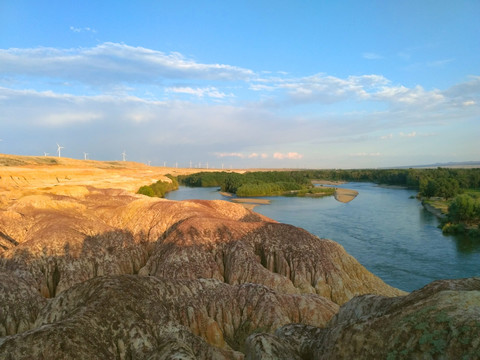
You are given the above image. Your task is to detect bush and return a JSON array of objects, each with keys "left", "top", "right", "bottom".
[
  {"left": 137, "top": 175, "right": 178, "bottom": 198},
  {"left": 137, "top": 185, "right": 155, "bottom": 197},
  {"left": 448, "top": 194, "right": 478, "bottom": 223}
]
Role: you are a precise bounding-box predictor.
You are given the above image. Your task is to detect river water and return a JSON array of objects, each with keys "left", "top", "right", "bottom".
[{"left": 166, "top": 183, "right": 480, "bottom": 292}]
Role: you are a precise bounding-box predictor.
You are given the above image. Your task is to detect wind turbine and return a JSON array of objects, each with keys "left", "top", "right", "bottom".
[
  {"left": 57, "top": 143, "right": 64, "bottom": 158},
  {"left": 121, "top": 151, "right": 126, "bottom": 162},
  {"left": 83, "top": 152, "right": 88, "bottom": 160},
  {"left": 44, "top": 152, "right": 49, "bottom": 156},
  {"left": 147, "top": 160, "right": 151, "bottom": 166}
]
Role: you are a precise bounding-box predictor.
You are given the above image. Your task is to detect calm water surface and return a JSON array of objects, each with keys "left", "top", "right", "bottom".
[{"left": 166, "top": 183, "right": 480, "bottom": 292}]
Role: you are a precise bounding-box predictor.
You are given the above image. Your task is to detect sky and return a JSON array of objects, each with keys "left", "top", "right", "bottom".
[{"left": 0, "top": 0, "right": 479, "bottom": 169}]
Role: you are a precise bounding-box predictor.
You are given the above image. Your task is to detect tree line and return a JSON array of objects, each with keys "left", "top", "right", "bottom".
[
  {"left": 178, "top": 168, "right": 480, "bottom": 198},
  {"left": 178, "top": 171, "right": 316, "bottom": 197}
]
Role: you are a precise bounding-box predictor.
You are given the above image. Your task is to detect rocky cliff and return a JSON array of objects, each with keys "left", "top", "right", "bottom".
[
  {"left": 1, "top": 156, "right": 478, "bottom": 359},
  {"left": 246, "top": 277, "right": 480, "bottom": 359}
]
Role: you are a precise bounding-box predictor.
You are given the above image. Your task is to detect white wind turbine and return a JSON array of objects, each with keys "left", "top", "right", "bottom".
[
  {"left": 122, "top": 151, "right": 127, "bottom": 162},
  {"left": 57, "top": 143, "right": 64, "bottom": 158},
  {"left": 44, "top": 152, "right": 49, "bottom": 156},
  {"left": 83, "top": 152, "right": 88, "bottom": 160}
]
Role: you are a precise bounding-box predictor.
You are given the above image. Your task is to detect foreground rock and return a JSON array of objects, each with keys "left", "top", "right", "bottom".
[
  {"left": 0, "top": 275, "right": 339, "bottom": 359},
  {"left": 0, "top": 271, "right": 47, "bottom": 337},
  {"left": 246, "top": 277, "right": 480, "bottom": 359}
]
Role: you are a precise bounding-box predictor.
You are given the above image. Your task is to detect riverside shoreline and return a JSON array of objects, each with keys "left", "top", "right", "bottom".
[{"left": 421, "top": 200, "right": 447, "bottom": 219}]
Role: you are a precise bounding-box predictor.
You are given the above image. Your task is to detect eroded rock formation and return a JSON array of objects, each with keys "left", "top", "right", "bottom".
[
  {"left": 0, "top": 188, "right": 404, "bottom": 304},
  {"left": 0, "top": 184, "right": 406, "bottom": 358},
  {"left": 0, "top": 275, "right": 340, "bottom": 359},
  {"left": 1, "top": 159, "right": 476, "bottom": 359},
  {"left": 246, "top": 277, "right": 480, "bottom": 359}
]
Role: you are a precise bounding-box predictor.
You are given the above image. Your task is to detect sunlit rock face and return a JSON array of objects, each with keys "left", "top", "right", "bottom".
[
  {"left": 245, "top": 277, "right": 480, "bottom": 359},
  {"left": 0, "top": 189, "right": 404, "bottom": 302},
  {"left": 1, "top": 184, "right": 408, "bottom": 358}
]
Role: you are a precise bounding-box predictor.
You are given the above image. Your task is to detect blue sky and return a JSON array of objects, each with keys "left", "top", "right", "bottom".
[{"left": 1, "top": 0, "right": 479, "bottom": 168}]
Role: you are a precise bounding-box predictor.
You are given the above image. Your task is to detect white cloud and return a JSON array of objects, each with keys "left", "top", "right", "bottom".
[
  {"left": 273, "top": 152, "right": 303, "bottom": 160},
  {"left": 427, "top": 59, "right": 454, "bottom": 68},
  {"left": 0, "top": 43, "right": 254, "bottom": 86},
  {"left": 380, "top": 133, "right": 394, "bottom": 140},
  {"left": 254, "top": 73, "right": 390, "bottom": 104},
  {"left": 399, "top": 131, "right": 417, "bottom": 138},
  {"left": 362, "top": 52, "right": 383, "bottom": 60},
  {"left": 372, "top": 85, "right": 445, "bottom": 108},
  {"left": 249, "top": 83, "right": 277, "bottom": 92},
  {"left": 214, "top": 151, "right": 303, "bottom": 161},
  {"left": 215, "top": 152, "right": 246, "bottom": 158},
  {"left": 166, "top": 86, "right": 231, "bottom": 99},
  {"left": 43, "top": 112, "right": 101, "bottom": 126},
  {"left": 70, "top": 26, "right": 97, "bottom": 33}
]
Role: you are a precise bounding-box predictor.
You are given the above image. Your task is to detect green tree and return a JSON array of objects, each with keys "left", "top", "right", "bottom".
[
  {"left": 137, "top": 185, "right": 155, "bottom": 197},
  {"left": 448, "top": 195, "right": 477, "bottom": 223}
]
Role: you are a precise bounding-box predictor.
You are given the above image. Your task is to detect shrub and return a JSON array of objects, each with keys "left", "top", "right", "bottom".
[{"left": 137, "top": 175, "right": 178, "bottom": 198}]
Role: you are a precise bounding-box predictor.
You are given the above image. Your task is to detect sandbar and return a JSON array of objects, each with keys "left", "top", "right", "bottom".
[
  {"left": 334, "top": 188, "right": 359, "bottom": 203},
  {"left": 231, "top": 198, "right": 271, "bottom": 210}
]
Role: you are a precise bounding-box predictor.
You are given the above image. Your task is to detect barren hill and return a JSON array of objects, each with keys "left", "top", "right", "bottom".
[{"left": 0, "top": 153, "right": 230, "bottom": 207}]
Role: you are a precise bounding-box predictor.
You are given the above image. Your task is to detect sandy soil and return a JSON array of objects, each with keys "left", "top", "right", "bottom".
[
  {"left": 334, "top": 188, "right": 359, "bottom": 203},
  {"left": 0, "top": 154, "right": 240, "bottom": 208}
]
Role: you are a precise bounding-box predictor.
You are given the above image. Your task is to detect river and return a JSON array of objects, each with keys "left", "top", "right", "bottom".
[{"left": 166, "top": 183, "right": 480, "bottom": 292}]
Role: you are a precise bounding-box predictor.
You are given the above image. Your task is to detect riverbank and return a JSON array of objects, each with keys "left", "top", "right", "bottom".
[
  {"left": 311, "top": 180, "right": 346, "bottom": 186},
  {"left": 421, "top": 199, "right": 447, "bottom": 219}
]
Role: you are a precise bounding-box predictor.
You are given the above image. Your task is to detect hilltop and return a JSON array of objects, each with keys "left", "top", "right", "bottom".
[{"left": 0, "top": 153, "right": 235, "bottom": 207}]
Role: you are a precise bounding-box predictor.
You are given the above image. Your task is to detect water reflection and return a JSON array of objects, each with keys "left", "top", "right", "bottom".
[{"left": 452, "top": 235, "right": 480, "bottom": 254}]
